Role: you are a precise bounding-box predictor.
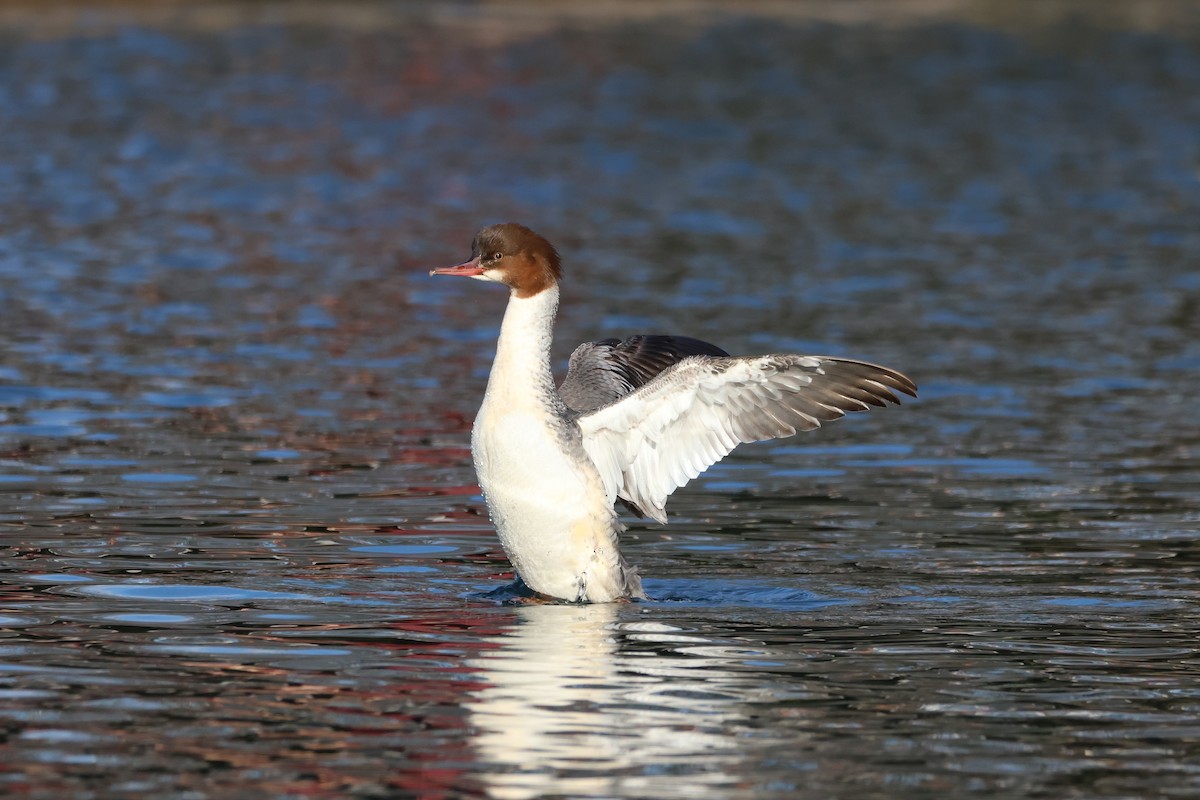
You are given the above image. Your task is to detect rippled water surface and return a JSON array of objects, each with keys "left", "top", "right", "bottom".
[{"left": 2, "top": 3, "right": 1200, "bottom": 797}]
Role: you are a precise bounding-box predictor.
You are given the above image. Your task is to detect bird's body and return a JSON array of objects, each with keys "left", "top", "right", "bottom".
[
  {"left": 470, "top": 283, "right": 637, "bottom": 602},
  {"left": 432, "top": 223, "right": 916, "bottom": 603}
]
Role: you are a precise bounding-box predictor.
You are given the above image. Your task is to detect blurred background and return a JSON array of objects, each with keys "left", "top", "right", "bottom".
[{"left": 1, "top": 2, "right": 1199, "bottom": 798}]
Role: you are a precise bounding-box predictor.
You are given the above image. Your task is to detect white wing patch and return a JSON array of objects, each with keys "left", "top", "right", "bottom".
[{"left": 577, "top": 355, "right": 916, "bottom": 524}]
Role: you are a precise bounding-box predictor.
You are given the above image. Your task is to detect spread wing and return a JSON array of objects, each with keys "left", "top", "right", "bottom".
[
  {"left": 558, "top": 335, "right": 729, "bottom": 414},
  {"left": 577, "top": 355, "right": 916, "bottom": 524}
]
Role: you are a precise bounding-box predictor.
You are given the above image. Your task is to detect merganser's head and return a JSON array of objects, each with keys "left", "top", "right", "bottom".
[{"left": 430, "top": 223, "right": 562, "bottom": 299}]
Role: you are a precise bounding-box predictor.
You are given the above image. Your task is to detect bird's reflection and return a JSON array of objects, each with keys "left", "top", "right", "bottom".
[{"left": 466, "top": 603, "right": 758, "bottom": 799}]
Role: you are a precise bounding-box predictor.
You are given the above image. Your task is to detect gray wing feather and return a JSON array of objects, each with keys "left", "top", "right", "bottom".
[{"left": 558, "top": 335, "right": 729, "bottom": 414}]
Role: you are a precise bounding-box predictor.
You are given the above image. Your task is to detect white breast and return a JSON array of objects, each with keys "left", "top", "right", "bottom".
[{"left": 473, "top": 408, "right": 617, "bottom": 600}]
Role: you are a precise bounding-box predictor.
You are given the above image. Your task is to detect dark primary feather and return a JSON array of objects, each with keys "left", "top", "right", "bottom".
[{"left": 558, "top": 334, "right": 729, "bottom": 414}]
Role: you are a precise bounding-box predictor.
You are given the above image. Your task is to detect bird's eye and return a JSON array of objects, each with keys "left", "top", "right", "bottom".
[{"left": 491, "top": 252, "right": 503, "bottom": 262}]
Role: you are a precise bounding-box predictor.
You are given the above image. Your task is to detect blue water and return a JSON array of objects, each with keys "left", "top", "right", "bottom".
[{"left": 2, "top": 4, "right": 1200, "bottom": 798}]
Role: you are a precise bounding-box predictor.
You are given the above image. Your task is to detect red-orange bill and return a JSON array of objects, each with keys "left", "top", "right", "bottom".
[{"left": 429, "top": 257, "right": 484, "bottom": 277}]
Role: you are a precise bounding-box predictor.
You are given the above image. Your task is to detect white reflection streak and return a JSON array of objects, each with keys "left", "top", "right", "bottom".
[{"left": 466, "top": 605, "right": 748, "bottom": 800}]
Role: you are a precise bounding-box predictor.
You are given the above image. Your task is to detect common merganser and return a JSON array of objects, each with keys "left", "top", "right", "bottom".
[{"left": 431, "top": 223, "right": 916, "bottom": 603}]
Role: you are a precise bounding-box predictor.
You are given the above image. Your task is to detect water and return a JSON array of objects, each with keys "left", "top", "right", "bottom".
[{"left": 2, "top": 3, "right": 1200, "bottom": 797}]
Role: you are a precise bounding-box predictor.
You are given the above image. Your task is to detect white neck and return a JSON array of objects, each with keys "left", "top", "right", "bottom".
[{"left": 485, "top": 285, "right": 560, "bottom": 407}]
